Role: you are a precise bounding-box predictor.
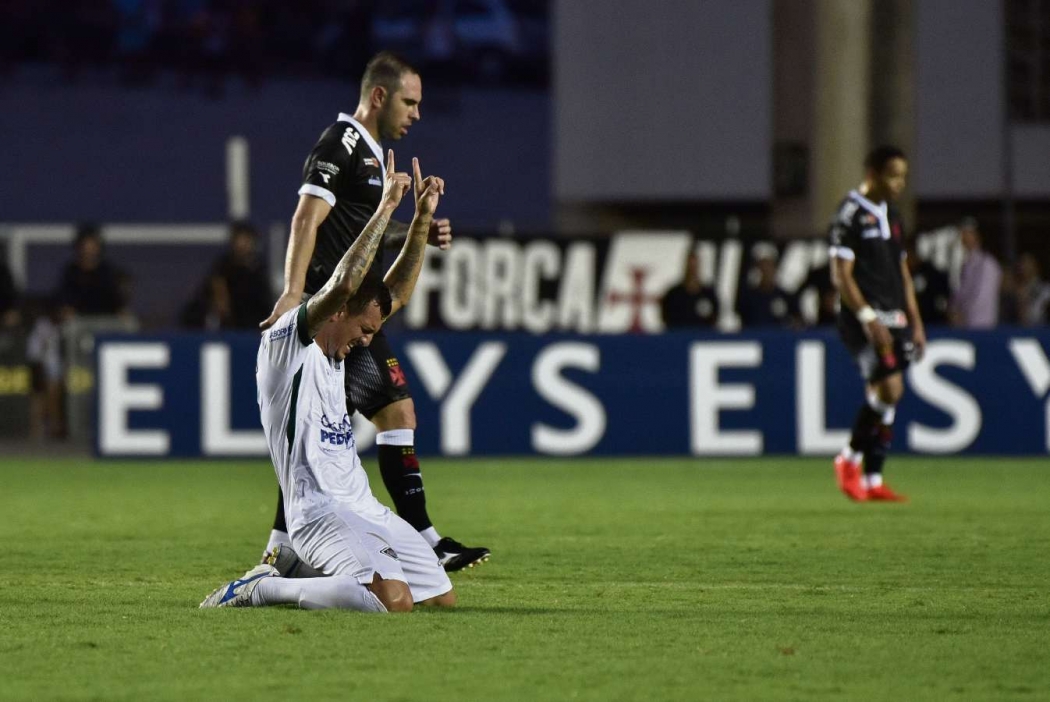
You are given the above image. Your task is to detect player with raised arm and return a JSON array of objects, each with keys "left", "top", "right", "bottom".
[
  {"left": 258, "top": 52, "right": 488, "bottom": 571},
  {"left": 201, "top": 153, "right": 456, "bottom": 611},
  {"left": 829, "top": 146, "right": 926, "bottom": 502}
]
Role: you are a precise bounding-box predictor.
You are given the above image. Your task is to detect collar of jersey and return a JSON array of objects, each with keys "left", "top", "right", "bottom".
[
  {"left": 337, "top": 113, "right": 385, "bottom": 178},
  {"left": 848, "top": 189, "right": 891, "bottom": 240}
]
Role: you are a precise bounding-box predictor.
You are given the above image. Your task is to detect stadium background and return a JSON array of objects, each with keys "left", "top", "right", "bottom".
[
  {"left": 2, "top": 0, "right": 1048, "bottom": 456},
  {"left": 2, "top": 2, "right": 1049, "bottom": 701}
]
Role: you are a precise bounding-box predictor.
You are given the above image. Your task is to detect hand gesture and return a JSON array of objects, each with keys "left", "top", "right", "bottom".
[
  {"left": 428, "top": 218, "right": 452, "bottom": 250},
  {"left": 381, "top": 149, "right": 411, "bottom": 209},
  {"left": 412, "top": 157, "right": 443, "bottom": 217},
  {"left": 863, "top": 318, "right": 896, "bottom": 367},
  {"left": 911, "top": 324, "right": 927, "bottom": 363}
]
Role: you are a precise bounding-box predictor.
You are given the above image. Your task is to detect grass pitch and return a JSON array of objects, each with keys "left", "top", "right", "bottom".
[{"left": 1, "top": 456, "right": 1048, "bottom": 701}]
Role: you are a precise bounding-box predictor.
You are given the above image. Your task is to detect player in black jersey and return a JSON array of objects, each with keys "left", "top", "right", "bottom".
[
  {"left": 259, "top": 52, "right": 489, "bottom": 571},
  {"left": 828, "top": 146, "right": 926, "bottom": 502}
]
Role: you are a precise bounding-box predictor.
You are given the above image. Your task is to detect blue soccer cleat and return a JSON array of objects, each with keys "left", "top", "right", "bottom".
[{"left": 199, "top": 564, "right": 277, "bottom": 608}]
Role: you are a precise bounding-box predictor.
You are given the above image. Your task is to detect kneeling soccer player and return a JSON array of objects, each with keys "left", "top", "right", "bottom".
[{"left": 201, "top": 152, "right": 455, "bottom": 611}]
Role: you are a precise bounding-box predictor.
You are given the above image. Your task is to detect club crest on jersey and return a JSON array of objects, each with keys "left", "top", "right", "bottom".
[
  {"left": 386, "top": 358, "right": 407, "bottom": 386},
  {"left": 320, "top": 412, "right": 354, "bottom": 448},
  {"left": 363, "top": 157, "right": 380, "bottom": 168},
  {"left": 341, "top": 127, "right": 360, "bottom": 156}
]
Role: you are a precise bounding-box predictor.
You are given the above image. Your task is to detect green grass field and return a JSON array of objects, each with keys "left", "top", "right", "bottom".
[{"left": 1, "top": 456, "right": 1048, "bottom": 701}]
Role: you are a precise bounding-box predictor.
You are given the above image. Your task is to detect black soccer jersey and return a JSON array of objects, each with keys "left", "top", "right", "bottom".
[
  {"left": 298, "top": 113, "right": 387, "bottom": 295},
  {"left": 828, "top": 190, "right": 907, "bottom": 319}
]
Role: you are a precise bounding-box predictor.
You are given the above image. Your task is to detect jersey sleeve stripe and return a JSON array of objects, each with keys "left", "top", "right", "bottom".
[
  {"left": 829, "top": 245, "right": 856, "bottom": 261},
  {"left": 299, "top": 184, "right": 336, "bottom": 207},
  {"left": 286, "top": 365, "right": 303, "bottom": 454},
  {"left": 296, "top": 303, "right": 312, "bottom": 346}
]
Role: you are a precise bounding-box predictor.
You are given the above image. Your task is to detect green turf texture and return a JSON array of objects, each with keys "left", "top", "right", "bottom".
[{"left": 1, "top": 457, "right": 1048, "bottom": 701}]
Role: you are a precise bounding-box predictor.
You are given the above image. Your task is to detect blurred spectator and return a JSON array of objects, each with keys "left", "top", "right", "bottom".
[
  {"left": 660, "top": 250, "right": 719, "bottom": 329},
  {"left": 906, "top": 237, "right": 950, "bottom": 326},
  {"left": 0, "top": 255, "right": 21, "bottom": 328},
  {"left": 801, "top": 263, "right": 837, "bottom": 326},
  {"left": 56, "top": 224, "right": 131, "bottom": 320},
  {"left": 950, "top": 217, "right": 1001, "bottom": 329},
  {"left": 737, "top": 243, "right": 801, "bottom": 328},
  {"left": 0, "top": 0, "right": 549, "bottom": 89},
  {"left": 1015, "top": 253, "right": 1050, "bottom": 327},
  {"left": 26, "top": 298, "right": 65, "bottom": 440},
  {"left": 181, "top": 220, "right": 273, "bottom": 330}
]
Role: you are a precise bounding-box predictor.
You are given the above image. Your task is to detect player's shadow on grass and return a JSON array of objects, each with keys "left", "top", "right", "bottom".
[{"left": 429, "top": 605, "right": 697, "bottom": 616}]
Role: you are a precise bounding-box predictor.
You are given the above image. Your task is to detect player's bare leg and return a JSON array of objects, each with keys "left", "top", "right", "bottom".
[{"left": 372, "top": 398, "right": 491, "bottom": 571}]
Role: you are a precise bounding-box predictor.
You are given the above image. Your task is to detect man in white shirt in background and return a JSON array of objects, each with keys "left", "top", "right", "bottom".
[{"left": 950, "top": 217, "right": 1001, "bottom": 329}]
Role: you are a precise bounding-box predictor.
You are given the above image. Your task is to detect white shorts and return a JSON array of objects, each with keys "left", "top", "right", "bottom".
[{"left": 290, "top": 505, "right": 452, "bottom": 603}]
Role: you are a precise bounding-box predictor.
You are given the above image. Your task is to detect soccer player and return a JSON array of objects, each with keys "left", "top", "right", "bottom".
[
  {"left": 258, "top": 52, "right": 488, "bottom": 571},
  {"left": 201, "top": 153, "right": 456, "bottom": 611},
  {"left": 828, "top": 145, "right": 926, "bottom": 502}
]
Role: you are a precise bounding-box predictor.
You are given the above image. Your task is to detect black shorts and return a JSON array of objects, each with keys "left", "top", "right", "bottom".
[
  {"left": 838, "top": 317, "right": 914, "bottom": 383},
  {"left": 343, "top": 328, "right": 412, "bottom": 419}
]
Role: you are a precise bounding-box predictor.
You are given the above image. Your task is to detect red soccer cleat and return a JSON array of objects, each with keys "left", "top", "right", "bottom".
[
  {"left": 834, "top": 455, "right": 867, "bottom": 501},
  {"left": 865, "top": 484, "right": 908, "bottom": 502}
]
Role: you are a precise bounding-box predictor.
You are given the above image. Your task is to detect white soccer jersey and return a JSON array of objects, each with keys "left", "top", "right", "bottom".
[{"left": 256, "top": 305, "right": 383, "bottom": 532}]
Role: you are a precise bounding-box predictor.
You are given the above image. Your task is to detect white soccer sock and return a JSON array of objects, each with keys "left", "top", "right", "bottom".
[
  {"left": 252, "top": 576, "right": 387, "bottom": 612},
  {"left": 419, "top": 526, "right": 442, "bottom": 548},
  {"left": 862, "top": 473, "right": 884, "bottom": 489},
  {"left": 839, "top": 447, "right": 863, "bottom": 465},
  {"left": 375, "top": 429, "right": 415, "bottom": 446}
]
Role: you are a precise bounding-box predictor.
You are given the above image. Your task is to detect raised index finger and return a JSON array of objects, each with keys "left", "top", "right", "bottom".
[
  {"left": 386, "top": 149, "right": 395, "bottom": 173},
  {"left": 412, "top": 157, "right": 423, "bottom": 191}
]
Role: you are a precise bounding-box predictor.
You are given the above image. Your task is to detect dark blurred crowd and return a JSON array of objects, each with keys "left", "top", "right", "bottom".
[
  {"left": 0, "top": 220, "right": 272, "bottom": 440},
  {"left": 660, "top": 219, "right": 1050, "bottom": 332},
  {"left": 0, "top": 0, "right": 549, "bottom": 92}
]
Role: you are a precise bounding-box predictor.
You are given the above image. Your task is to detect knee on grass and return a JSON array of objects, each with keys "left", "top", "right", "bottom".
[
  {"left": 369, "top": 575, "right": 414, "bottom": 613},
  {"left": 419, "top": 588, "right": 457, "bottom": 608}
]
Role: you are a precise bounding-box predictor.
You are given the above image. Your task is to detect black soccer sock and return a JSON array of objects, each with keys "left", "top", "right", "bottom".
[
  {"left": 848, "top": 403, "right": 882, "bottom": 455},
  {"left": 272, "top": 487, "right": 288, "bottom": 533},
  {"left": 864, "top": 424, "right": 893, "bottom": 477},
  {"left": 377, "top": 436, "right": 433, "bottom": 532}
]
